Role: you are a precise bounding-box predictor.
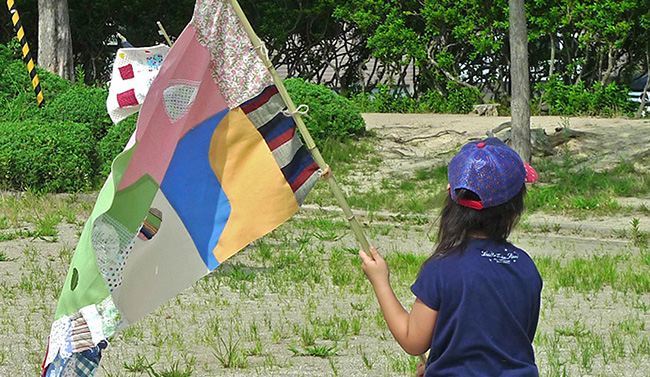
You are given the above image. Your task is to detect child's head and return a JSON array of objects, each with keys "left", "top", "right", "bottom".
[{"left": 433, "top": 138, "right": 538, "bottom": 257}]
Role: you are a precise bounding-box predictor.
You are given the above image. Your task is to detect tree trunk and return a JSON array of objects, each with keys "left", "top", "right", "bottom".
[
  {"left": 508, "top": 0, "right": 531, "bottom": 162},
  {"left": 38, "top": 0, "right": 74, "bottom": 81},
  {"left": 601, "top": 45, "right": 614, "bottom": 84},
  {"left": 549, "top": 34, "right": 556, "bottom": 78},
  {"left": 636, "top": 51, "right": 650, "bottom": 119}
]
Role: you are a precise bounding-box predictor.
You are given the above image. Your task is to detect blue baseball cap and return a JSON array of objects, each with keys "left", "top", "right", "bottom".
[{"left": 448, "top": 138, "right": 538, "bottom": 210}]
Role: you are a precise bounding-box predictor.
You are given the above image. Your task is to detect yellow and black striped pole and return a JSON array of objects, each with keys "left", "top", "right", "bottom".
[{"left": 6, "top": 0, "right": 44, "bottom": 107}]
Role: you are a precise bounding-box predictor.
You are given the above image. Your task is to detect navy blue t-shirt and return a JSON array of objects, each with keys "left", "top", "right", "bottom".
[{"left": 411, "top": 238, "right": 542, "bottom": 377}]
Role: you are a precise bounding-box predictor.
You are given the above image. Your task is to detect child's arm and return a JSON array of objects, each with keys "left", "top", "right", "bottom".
[{"left": 359, "top": 247, "right": 438, "bottom": 356}]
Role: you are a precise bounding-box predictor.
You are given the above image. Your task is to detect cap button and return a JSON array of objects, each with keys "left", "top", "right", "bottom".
[{"left": 477, "top": 142, "right": 486, "bottom": 148}]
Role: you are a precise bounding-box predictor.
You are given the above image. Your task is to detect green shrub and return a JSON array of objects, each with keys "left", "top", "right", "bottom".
[
  {"left": 42, "top": 85, "right": 111, "bottom": 141},
  {"left": 98, "top": 115, "right": 138, "bottom": 176},
  {"left": 0, "top": 121, "right": 97, "bottom": 192},
  {"left": 418, "top": 83, "right": 481, "bottom": 114},
  {"left": 352, "top": 84, "right": 419, "bottom": 113},
  {"left": 0, "top": 91, "right": 42, "bottom": 122},
  {"left": 37, "top": 67, "right": 74, "bottom": 104},
  {"left": 351, "top": 83, "right": 480, "bottom": 114},
  {"left": 283, "top": 78, "right": 366, "bottom": 143},
  {"left": 0, "top": 40, "right": 73, "bottom": 118},
  {"left": 536, "top": 78, "right": 636, "bottom": 117}
]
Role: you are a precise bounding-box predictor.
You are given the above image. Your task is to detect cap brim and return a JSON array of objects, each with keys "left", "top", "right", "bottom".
[{"left": 524, "top": 162, "right": 538, "bottom": 183}]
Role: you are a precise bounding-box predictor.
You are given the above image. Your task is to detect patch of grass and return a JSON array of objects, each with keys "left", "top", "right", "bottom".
[
  {"left": 384, "top": 350, "right": 419, "bottom": 374},
  {"left": 555, "top": 319, "right": 589, "bottom": 337},
  {"left": 0, "top": 251, "right": 14, "bottom": 261},
  {"left": 123, "top": 354, "right": 154, "bottom": 373},
  {"left": 320, "top": 137, "right": 375, "bottom": 174},
  {"left": 0, "top": 216, "right": 9, "bottom": 229},
  {"left": 348, "top": 175, "right": 445, "bottom": 214},
  {"left": 289, "top": 344, "right": 337, "bottom": 358},
  {"left": 329, "top": 246, "right": 364, "bottom": 288},
  {"left": 149, "top": 360, "right": 195, "bottom": 377},
  {"left": 34, "top": 212, "right": 62, "bottom": 237},
  {"left": 527, "top": 156, "right": 650, "bottom": 214},
  {"left": 0, "top": 232, "right": 17, "bottom": 242},
  {"left": 534, "top": 251, "right": 650, "bottom": 294},
  {"left": 630, "top": 218, "right": 648, "bottom": 247},
  {"left": 384, "top": 252, "right": 428, "bottom": 285},
  {"left": 211, "top": 329, "right": 248, "bottom": 369}
]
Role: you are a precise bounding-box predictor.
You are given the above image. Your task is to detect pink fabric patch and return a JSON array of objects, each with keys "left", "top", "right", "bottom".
[
  {"left": 118, "top": 25, "right": 228, "bottom": 190},
  {"left": 117, "top": 89, "right": 139, "bottom": 108},
  {"left": 119, "top": 64, "right": 135, "bottom": 80}
]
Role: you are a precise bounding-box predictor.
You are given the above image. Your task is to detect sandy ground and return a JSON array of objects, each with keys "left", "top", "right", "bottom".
[
  {"left": 361, "top": 113, "right": 650, "bottom": 175},
  {"left": 1, "top": 114, "right": 649, "bottom": 376}
]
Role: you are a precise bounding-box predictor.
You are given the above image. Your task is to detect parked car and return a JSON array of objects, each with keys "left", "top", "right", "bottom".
[{"left": 628, "top": 73, "right": 649, "bottom": 115}]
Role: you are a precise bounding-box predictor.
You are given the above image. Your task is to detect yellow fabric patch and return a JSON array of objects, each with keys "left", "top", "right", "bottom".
[{"left": 209, "top": 108, "right": 299, "bottom": 263}]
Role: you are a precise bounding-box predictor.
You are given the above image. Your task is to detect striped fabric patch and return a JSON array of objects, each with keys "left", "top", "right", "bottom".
[
  {"left": 138, "top": 207, "right": 163, "bottom": 240},
  {"left": 70, "top": 312, "right": 94, "bottom": 353},
  {"left": 241, "top": 86, "right": 319, "bottom": 205}
]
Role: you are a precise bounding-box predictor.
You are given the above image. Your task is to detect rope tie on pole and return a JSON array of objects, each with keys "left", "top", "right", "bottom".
[
  {"left": 253, "top": 43, "right": 272, "bottom": 68},
  {"left": 282, "top": 104, "right": 309, "bottom": 117}
]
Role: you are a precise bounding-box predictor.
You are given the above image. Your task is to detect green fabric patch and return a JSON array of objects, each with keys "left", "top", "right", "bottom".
[
  {"left": 146, "top": 208, "right": 162, "bottom": 229},
  {"left": 55, "top": 143, "right": 161, "bottom": 318}
]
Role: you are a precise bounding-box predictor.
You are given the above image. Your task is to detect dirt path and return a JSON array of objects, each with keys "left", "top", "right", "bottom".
[{"left": 362, "top": 113, "right": 650, "bottom": 175}]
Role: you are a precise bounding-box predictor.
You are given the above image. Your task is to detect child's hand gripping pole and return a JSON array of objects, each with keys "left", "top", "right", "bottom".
[{"left": 360, "top": 247, "right": 428, "bottom": 366}]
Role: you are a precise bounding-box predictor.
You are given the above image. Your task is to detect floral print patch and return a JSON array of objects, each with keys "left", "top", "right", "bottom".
[{"left": 192, "top": 0, "right": 273, "bottom": 108}]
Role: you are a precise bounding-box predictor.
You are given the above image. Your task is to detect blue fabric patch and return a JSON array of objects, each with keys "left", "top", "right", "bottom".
[
  {"left": 160, "top": 109, "right": 230, "bottom": 270},
  {"left": 46, "top": 345, "right": 103, "bottom": 377}
]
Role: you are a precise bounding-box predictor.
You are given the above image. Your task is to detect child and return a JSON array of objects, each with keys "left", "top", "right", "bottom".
[{"left": 359, "top": 138, "right": 542, "bottom": 376}]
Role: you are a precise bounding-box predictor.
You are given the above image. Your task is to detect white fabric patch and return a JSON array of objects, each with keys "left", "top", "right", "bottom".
[
  {"left": 45, "top": 315, "right": 72, "bottom": 367},
  {"left": 92, "top": 214, "right": 138, "bottom": 292},
  {"left": 106, "top": 44, "right": 170, "bottom": 124},
  {"left": 92, "top": 215, "right": 121, "bottom": 277},
  {"left": 79, "top": 305, "right": 105, "bottom": 345},
  {"left": 163, "top": 83, "right": 199, "bottom": 122},
  {"left": 96, "top": 295, "right": 122, "bottom": 338}
]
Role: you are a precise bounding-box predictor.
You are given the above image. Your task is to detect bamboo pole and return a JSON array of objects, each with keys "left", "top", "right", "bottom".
[
  {"left": 157, "top": 21, "right": 173, "bottom": 47},
  {"left": 227, "top": 0, "right": 370, "bottom": 254},
  {"left": 227, "top": 0, "right": 427, "bottom": 366}
]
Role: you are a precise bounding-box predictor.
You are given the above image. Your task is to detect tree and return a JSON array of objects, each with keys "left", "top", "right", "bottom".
[
  {"left": 244, "top": 0, "right": 369, "bottom": 91},
  {"left": 38, "top": 0, "right": 74, "bottom": 81},
  {"left": 508, "top": 0, "right": 531, "bottom": 162}
]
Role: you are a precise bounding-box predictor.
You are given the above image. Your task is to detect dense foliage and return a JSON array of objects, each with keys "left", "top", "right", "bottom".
[
  {"left": 284, "top": 78, "right": 366, "bottom": 142},
  {"left": 535, "top": 79, "right": 637, "bottom": 117},
  {"left": 2, "top": 0, "right": 646, "bottom": 112},
  {"left": 0, "top": 42, "right": 117, "bottom": 192},
  {"left": 335, "top": 0, "right": 649, "bottom": 99},
  {"left": 97, "top": 115, "right": 137, "bottom": 176},
  {"left": 353, "top": 84, "right": 481, "bottom": 114},
  {"left": 0, "top": 121, "right": 97, "bottom": 192}
]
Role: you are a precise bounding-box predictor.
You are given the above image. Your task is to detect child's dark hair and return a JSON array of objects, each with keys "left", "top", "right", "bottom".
[{"left": 426, "top": 185, "right": 526, "bottom": 261}]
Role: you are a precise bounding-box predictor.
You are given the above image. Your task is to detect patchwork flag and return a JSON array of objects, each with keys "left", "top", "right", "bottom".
[
  {"left": 42, "top": 1, "right": 320, "bottom": 375},
  {"left": 106, "top": 44, "right": 171, "bottom": 124}
]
